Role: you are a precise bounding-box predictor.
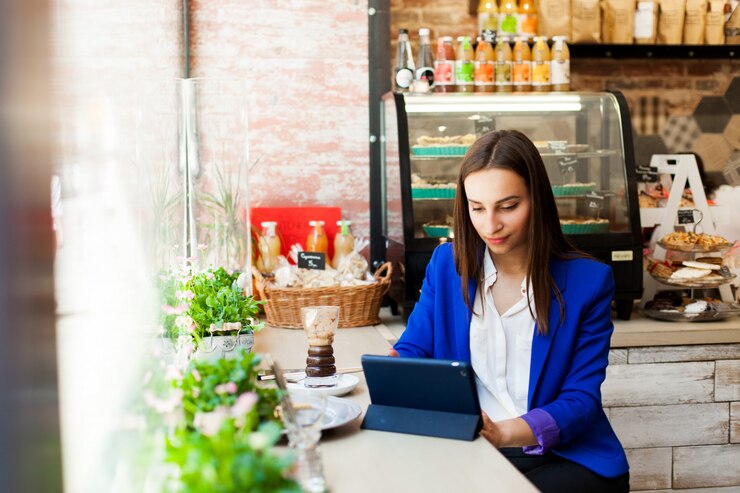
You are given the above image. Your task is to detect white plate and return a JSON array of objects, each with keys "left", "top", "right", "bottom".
[
  {"left": 287, "top": 373, "right": 360, "bottom": 397},
  {"left": 321, "top": 396, "right": 362, "bottom": 431}
]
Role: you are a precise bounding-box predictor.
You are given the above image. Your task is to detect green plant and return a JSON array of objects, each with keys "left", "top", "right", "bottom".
[
  {"left": 185, "top": 267, "right": 264, "bottom": 338},
  {"left": 165, "top": 350, "right": 300, "bottom": 493}
]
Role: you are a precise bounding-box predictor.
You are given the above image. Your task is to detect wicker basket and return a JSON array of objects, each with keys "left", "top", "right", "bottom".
[{"left": 253, "top": 262, "right": 392, "bottom": 329}]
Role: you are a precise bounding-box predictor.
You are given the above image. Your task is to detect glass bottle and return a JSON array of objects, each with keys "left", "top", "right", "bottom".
[
  {"left": 512, "top": 36, "right": 532, "bottom": 92},
  {"left": 550, "top": 36, "right": 570, "bottom": 92},
  {"left": 332, "top": 220, "right": 355, "bottom": 269},
  {"left": 434, "top": 36, "right": 456, "bottom": 93},
  {"left": 494, "top": 36, "right": 513, "bottom": 92},
  {"left": 478, "top": 0, "right": 499, "bottom": 35},
  {"left": 531, "top": 36, "right": 551, "bottom": 92},
  {"left": 394, "top": 29, "right": 415, "bottom": 92},
  {"left": 499, "top": 0, "right": 519, "bottom": 37},
  {"left": 306, "top": 220, "right": 328, "bottom": 257},
  {"left": 518, "top": 0, "right": 538, "bottom": 37},
  {"left": 416, "top": 28, "right": 435, "bottom": 90},
  {"left": 256, "top": 221, "right": 281, "bottom": 275},
  {"left": 474, "top": 31, "right": 495, "bottom": 93},
  {"left": 455, "top": 36, "right": 475, "bottom": 93}
]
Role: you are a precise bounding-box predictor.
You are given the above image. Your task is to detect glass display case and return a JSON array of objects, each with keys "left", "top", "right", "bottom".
[{"left": 379, "top": 91, "right": 642, "bottom": 320}]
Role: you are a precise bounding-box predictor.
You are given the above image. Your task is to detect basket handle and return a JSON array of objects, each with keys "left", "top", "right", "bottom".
[
  {"left": 373, "top": 261, "right": 393, "bottom": 284},
  {"left": 252, "top": 268, "right": 268, "bottom": 300}
]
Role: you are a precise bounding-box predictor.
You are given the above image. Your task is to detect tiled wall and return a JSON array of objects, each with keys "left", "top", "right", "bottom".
[
  {"left": 189, "top": 0, "right": 371, "bottom": 238},
  {"left": 391, "top": 0, "right": 740, "bottom": 174}
]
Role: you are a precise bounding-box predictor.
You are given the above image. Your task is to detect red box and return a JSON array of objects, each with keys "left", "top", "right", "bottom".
[{"left": 250, "top": 206, "right": 342, "bottom": 260}]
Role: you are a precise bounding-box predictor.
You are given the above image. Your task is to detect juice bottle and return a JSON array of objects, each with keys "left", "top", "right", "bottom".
[
  {"left": 332, "top": 220, "right": 356, "bottom": 269},
  {"left": 416, "top": 28, "right": 435, "bottom": 90},
  {"left": 474, "top": 31, "right": 495, "bottom": 92},
  {"left": 512, "top": 36, "right": 532, "bottom": 92},
  {"left": 256, "top": 221, "right": 282, "bottom": 274},
  {"left": 393, "top": 29, "right": 415, "bottom": 92},
  {"left": 434, "top": 37, "right": 456, "bottom": 93},
  {"left": 550, "top": 36, "right": 570, "bottom": 92},
  {"left": 455, "top": 36, "right": 475, "bottom": 92},
  {"left": 477, "top": 0, "right": 499, "bottom": 34},
  {"left": 518, "top": 0, "right": 538, "bottom": 37},
  {"left": 531, "top": 36, "right": 551, "bottom": 92},
  {"left": 499, "top": 0, "right": 519, "bottom": 37},
  {"left": 494, "top": 36, "right": 513, "bottom": 92},
  {"left": 306, "top": 220, "right": 328, "bottom": 256}
]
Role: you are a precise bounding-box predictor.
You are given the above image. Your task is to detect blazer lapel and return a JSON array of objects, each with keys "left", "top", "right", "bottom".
[{"left": 527, "top": 258, "right": 568, "bottom": 409}]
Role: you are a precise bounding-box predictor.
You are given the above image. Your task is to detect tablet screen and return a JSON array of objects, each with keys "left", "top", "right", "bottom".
[{"left": 361, "top": 354, "right": 480, "bottom": 415}]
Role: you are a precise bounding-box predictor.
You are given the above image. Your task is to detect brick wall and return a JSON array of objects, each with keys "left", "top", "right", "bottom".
[
  {"left": 391, "top": 0, "right": 740, "bottom": 174},
  {"left": 190, "top": 0, "right": 371, "bottom": 238}
]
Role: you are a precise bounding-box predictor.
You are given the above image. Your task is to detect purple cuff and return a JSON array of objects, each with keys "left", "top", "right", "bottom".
[{"left": 520, "top": 408, "right": 560, "bottom": 455}]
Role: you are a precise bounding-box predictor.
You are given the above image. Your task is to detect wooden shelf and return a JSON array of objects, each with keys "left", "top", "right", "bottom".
[{"left": 570, "top": 43, "right": 739, "bottom": 59}]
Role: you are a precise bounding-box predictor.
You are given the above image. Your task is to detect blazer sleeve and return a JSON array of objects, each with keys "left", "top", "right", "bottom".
[
  {"left": 393, "top": 245, "right": 444, "bottom": 358},
  {"left": 538, "top": 265, "right": 615, "bottom": 445}
]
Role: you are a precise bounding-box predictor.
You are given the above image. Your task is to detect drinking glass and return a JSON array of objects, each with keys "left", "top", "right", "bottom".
[
  {"left": 300, "top": 306, "right": 340, "bottom": 388},
  {"left": 283, "top": 390, "right": 328, "bottom": 493}
]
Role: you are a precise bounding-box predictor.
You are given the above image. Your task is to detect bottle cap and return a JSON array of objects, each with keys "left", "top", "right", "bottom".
[
  {"left": 260, "top": 221, "right": 277, "bottom": 227},
  {"left": 308, "top": 220, "right": 325, "bottom": 226},
  {"left": 552, "top": 35, "right": 568, "bottom": 41},
  {"left": 442, "top": 36, "right": 454, "bottom": 42},
  {"left": 419, "top": 28, "right": 430, "bottom": 36}
]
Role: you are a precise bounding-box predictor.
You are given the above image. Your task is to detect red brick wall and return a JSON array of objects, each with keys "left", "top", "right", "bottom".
[{"left": 190, "top": 0, "right": 371, "bottom": 238}]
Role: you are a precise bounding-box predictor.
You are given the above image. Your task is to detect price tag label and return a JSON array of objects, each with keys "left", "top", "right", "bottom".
[
  {"left": 720, "top": 266, "right": 731, "bottom": 277},
  {"left": 637, "top": 165, "right": 659, "bottom": 183},
  {"left": 558, "top": 156, "right": 578, "bottom": 175},
  {"left": 475, "top": 117, "right": 495, "bottom": 137},
  {"left": 585, "top": 191, "right": 605, "bottom": 211},
  {"left": 298, "top": 251, "right": 326, "bottom": 270},
  {"left": 677, "top": 209, "right": 695, "bottom": 225}
]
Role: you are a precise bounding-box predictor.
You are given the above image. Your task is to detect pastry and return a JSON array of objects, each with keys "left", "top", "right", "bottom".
[
  {"left": 682, "top": 260, "right": 721, "bottom": 270},
  {"left": 416, "top": 134, "right": 476, "bottom": 147},
  {"left": 671, "top": 267, "right": 713, "bottom": 280}
]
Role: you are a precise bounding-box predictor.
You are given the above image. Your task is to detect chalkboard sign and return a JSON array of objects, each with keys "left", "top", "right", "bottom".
[
  {"left": 677, "top": 209, "right": 695, "bottom": 224},
  {"left": 637, "top": 165, "right": 659, "bottom": 183},
  {"left": 298, "top": 251, "right": 326, "bottom": 270},
  {"left": 585, "top": 191, "right": 605, "bottom": 211},
  {"left": 558, "top": 156, "right": 578, "bottom": 175}
]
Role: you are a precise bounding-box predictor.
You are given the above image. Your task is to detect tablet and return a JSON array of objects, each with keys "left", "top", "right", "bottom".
[{"left": 360, "top": 354, "right": 482, "bottom": 441}]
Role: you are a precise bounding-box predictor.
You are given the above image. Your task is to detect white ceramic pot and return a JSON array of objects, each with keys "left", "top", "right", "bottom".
[{"left": 192, "top": 332, "right": 254, "bottom": 361}]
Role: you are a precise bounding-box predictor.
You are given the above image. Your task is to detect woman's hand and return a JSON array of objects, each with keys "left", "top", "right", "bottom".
[
  {"left": 388, "top": 348, "right": 399, "bottom": 357},
  {"left": 480, "top": 414, "right": 538, "bottom": 448},
  {"left": 480, "top": 412, "right": 508, "bottom": 447}
]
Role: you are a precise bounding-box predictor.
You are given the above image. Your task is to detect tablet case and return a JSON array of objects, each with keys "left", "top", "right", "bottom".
[{"left": 360, "top": 355, "right": 482, "bottom": 441}]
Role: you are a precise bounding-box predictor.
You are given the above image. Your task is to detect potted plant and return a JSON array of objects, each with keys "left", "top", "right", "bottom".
[
  {"left": 183, "top": 266, "right": 264, "bottom": 360},
  {"left": 158, "top": 259, "right": 264, "bottom": 360}
]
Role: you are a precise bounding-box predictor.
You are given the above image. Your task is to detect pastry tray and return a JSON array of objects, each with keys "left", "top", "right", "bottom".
[
  {"left": 422, "top": 225, "right": 451, "bottom": 238},
  {"left": 644, "top": 304, "right": 740, "bottom": 322},
  {"left": 657, "top": 239, "right": 731, "bottom": 253},
  {"left": 411, "top": 187, "right": 456, "bottom": 199},
  {"left": 411, "top": 145, "right": 469, "bottom": 157},
  {"left": 559, "top": 221, "right": 609, "bottom": 235},
  {"left": 649, "top": 270, "right": 737, "bottom": 288}
]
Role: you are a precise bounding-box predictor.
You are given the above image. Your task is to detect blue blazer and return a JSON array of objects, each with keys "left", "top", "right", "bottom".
[{"left": 394, "top": 243, "right": 629, "bottom": 478}]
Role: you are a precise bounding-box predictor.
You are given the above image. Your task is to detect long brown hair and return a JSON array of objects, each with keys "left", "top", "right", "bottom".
[{"left": 452, "top": 129, "right": 585, "bottom": 335}]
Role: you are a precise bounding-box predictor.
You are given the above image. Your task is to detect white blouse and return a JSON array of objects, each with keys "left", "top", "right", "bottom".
[{"left": 469, "top": 250, "right": 536, "bottom": 421}]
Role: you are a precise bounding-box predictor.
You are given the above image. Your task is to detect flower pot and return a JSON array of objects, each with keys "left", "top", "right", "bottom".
[{"left": 192, "top": 332, "right": 254, "bottom": 361}]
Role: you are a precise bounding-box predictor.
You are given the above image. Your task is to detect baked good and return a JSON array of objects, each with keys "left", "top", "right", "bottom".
[
  {"left": 416, "top": 134, "right": 476, "bottom": 147},
  {"left": 671, "top": 267, "right": 712, "bottom": 280},
  {"left": 639, "top": 193, "right": 660, "bottom": 208},
  {"left": 682, "top": 260, "right": 722, "bottom": 270},
  {"left": 660, "top": 232, "right": 730, "bottom": 249}
]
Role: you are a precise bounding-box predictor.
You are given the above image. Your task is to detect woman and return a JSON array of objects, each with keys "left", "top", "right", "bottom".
[{"left": 392, "top": 130, "right": 629, "bottom": 492}]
